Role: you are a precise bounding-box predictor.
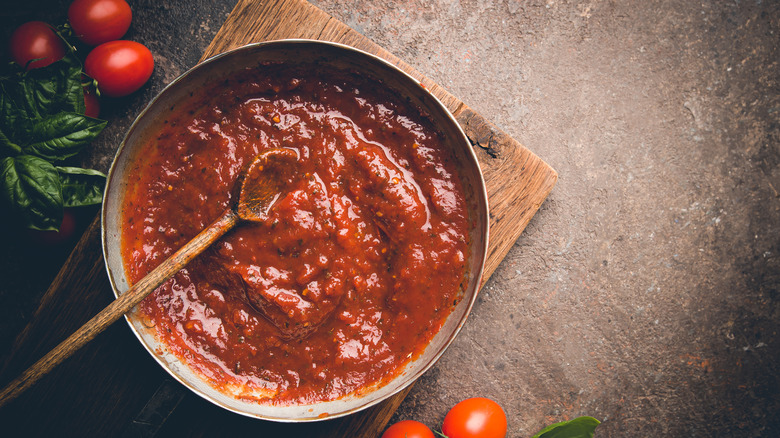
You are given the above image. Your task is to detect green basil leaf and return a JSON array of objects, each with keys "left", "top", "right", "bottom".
[
  {"left": 0, "top": 128, "right": 22, "bottom": 156},
  {"left": 532, "top": 416, "right": 601, "bottom": 438},
  {"left": 25, "top": 112, "right": 107, "bottom": 161},
  {"left": 0, "top": 53, "right": 84, "bottom": 143},
  {"left": 1, "top": 155, "right": 63, "bottom": 230},
  {"left": 0, "top": 83, "right": 14, "bottom": 129},
  {"left": 57, "top": 166, "right": 106, "bottom": 207},
  {"left": 0, "top": 78, "right": 36, "bottom": 140},
  {"left": 24, "top": 53, "right": 85, "bottom": 116}
]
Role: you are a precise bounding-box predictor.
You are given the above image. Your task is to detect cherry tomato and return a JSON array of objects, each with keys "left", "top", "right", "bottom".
[
  {"left": 83, "top": 87, "right": 100, "bottom": 118},
  {"left": 84, "top": 40, "right": 153, "bottom": 97},
  {"left": 27, "top": 208, "right": 77, "bottom": 246},
  {"left": 9, "top": 21, "right": 66, "bottom": 70},
  {"left": 68, "top": 0, "right": 132, "bottom": 46},
  {"left": 382, "top": 420, "right": 435, "bottom": 438},
  {"left": 442, "top": 397, "right": 507, "bottom": 438}
]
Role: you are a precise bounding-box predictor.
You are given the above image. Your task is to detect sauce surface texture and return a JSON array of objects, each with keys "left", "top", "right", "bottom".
[{"left": 121, "top": 64, "right": 470, "bottom": 404}]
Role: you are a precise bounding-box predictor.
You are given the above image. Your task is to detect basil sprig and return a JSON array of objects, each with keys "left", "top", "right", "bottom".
[{"left": 0, "top": 52, "right": 107, "bottom": 231}]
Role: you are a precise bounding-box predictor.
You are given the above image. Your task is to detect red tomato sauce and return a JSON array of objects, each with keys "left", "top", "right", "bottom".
[{"left": 121, "top": 64, "right": 470, "bottom": 404}]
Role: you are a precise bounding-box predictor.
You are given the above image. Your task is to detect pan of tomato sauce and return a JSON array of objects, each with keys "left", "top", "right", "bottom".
[{"left": 102, "top": 40, "right": 488, "bottom": 421}]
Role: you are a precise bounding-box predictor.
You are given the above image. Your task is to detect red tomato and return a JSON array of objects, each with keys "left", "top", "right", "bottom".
[
  {"left": 28, "top": 208, "right": 77, "bottom": 246},
  {"left": 68, "top": 0, "right": 132, "bottom": 46},
  {"left": 9, "top": 21, "right": 66, "bottom": 70},
  {"left": 382, "top": 420, "right": 435, "bottom": 438},
  {"left": 84, "top": 40, "right": 153, "bottom": 97},
  {"left": 84, "top": 87, "right": 100, "bottom": 118},
  {"left": 442, "top": 398, "right": 507, "bottom": 438}
]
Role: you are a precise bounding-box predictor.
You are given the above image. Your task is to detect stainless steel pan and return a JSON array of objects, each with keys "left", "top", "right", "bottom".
[{"left": 102, "top": 40, "right": 489, "bottom": 422}]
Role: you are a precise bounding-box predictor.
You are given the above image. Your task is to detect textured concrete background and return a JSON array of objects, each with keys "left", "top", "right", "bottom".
[{"left": 1, "top": 0, "right": 778, "bottom": 436}]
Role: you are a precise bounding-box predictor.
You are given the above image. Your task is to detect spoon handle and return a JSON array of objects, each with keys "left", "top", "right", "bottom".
[{"left": 0, "top": 208, "right": 239, "bottom": 408}]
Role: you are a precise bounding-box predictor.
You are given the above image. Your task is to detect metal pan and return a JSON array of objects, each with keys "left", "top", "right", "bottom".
[{"left": 102, "top": 40, "right": 489, "bottom": 422}]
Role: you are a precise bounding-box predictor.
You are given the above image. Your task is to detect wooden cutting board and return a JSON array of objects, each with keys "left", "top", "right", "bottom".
[{"left": 0, "top": 0, "right": 556, "bottom": 436}]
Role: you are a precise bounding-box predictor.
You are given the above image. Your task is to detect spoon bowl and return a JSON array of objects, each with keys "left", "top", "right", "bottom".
[{"left": 236, "top": 148, "right": 298, "bottom": 222}]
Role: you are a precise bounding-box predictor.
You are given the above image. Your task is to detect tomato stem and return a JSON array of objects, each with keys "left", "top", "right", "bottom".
[{"left": 52, "top": 23, "right": 78, "bottom": 55}]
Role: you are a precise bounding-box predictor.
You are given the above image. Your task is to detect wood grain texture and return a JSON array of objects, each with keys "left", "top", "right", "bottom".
[
  {"left": 0, "top": 216, "right": 165, "bottom": 436},
  {"left": 0, "top": 216, "right": 106, "bottom": 380},
  {"left": 0, "top": 0, "right": 556, "bottom": 436}
]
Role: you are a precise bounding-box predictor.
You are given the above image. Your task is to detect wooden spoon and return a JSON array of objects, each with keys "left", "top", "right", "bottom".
[{"left": 0, "top": 147, "right": 298, "bottom": 407}]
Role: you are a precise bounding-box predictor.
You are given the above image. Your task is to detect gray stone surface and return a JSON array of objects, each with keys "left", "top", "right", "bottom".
[
  {"left": 310, "top": 0, "right": 780, "bottom": 435},
  {"left": 1, "top": 0, "right": 778, "bottom": 436}
]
